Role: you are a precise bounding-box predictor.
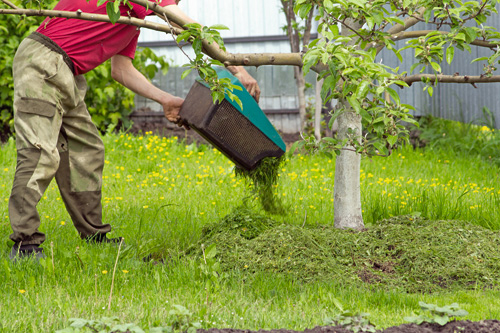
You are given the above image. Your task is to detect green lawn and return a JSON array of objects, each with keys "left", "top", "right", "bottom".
[{"left": 0, "top": 131, "right": 499, "bottom": 332}]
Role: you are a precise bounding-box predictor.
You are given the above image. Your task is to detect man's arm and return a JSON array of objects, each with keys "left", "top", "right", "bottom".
[
  {"left": 166, "top": 4, "right": 261, "bottom": 102},
  {"left": 110, "top": 54, "right": 184, "bottom": 124}
]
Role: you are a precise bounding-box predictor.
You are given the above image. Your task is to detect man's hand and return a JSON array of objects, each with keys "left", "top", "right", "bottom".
[
  {"left": 228, "top": 66, "right": 261, "bottom": 102},
  {"left": 234, "top": 71, "right": 261, "bottom": 102},
  {"left": 110, "top": 55, "right": 188, "bottom": 128},
  {"left": 161, "top": 96, "right": 185, "bottom": 126}
]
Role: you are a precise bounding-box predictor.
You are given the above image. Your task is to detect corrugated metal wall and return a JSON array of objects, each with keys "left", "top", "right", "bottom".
[{"left": 136, "top": 0, "right": 500, "bottom": 131}]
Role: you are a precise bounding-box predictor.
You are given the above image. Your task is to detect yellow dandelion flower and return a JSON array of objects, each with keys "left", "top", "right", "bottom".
[
  {"left": 19, "top": 290, "right": 26, "bottom": 294},
  {"left": 102, "top": 270, "right": 108, "bottom": 275}
]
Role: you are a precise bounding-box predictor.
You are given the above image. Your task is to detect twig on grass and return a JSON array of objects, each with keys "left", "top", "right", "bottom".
[
  {"left": 50, "top": 241, "right": 55, "bottom": 272},
  {"left": 95, "top": 274, "right": 98, "bottom": 304},
  {"left": 108, "top": 238, "right": 125, "bottom": 311}
]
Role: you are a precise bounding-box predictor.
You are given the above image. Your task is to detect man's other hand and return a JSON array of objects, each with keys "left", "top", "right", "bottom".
[{"left": 228, "top": 67, "right": 261, "bottom": 103}]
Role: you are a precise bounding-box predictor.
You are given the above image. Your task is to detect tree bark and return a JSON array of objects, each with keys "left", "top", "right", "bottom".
[
  {"left": 333, "top": 20, "right": 364, "bottom": 230},
  {"left": 314, "top": 76, "right": 323, "bottom": 140},
  {"left": 281, "top": 0, "right": 314, "bottom": 131},
  {"left": 333, "top": 106, "right": 363, "bottom": 230},
  {"left": 295, "top": 67, "right": 307, "bottom": 131}
]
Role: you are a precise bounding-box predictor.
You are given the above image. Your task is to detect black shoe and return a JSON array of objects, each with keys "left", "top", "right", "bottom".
[
  {"left": 85, "top": 233, "right": 124, "bottom": 245},
  {"left": 9, "top": 244, "right": 45, "bottom": 262}
]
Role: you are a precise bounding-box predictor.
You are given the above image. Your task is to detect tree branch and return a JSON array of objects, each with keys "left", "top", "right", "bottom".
[
  {"left": 0, "top": 0, "right": 303, "bottom": 68},
  {"left": 386, "top": 7, "right": 426, "bottom": 36},
  {"left": 129, "top": 0, "right": 303, "bottom": 67},
  {"left": 0, "top": 7, "right": 177, "bottom": 34},
  {"left": 391, "top": 30, "right": 499, "bottom": 49},
  {"left": 371, "top": 7, "right": 426, "bottom": 54},
  {"left": 1, "top": 0, "right": 17, "bottom": 9},
  {"left": 301, "top": 6, "right": 315, "bottom": 52},
  {"left": 403, "top": 73, "right": 500, "bottom": 85}
]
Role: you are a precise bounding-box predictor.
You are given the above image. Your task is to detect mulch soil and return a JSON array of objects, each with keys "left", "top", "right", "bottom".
[{"left": 199, "top": 320, "right": 500, "bottom": 333}]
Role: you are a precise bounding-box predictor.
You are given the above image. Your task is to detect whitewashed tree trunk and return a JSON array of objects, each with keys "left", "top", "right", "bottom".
[
  {"left": 333, "top": 19, "right": 364, "bottom": 230},
  {"left": 333, "top": 107, "right": 364, "bottom": 229}
]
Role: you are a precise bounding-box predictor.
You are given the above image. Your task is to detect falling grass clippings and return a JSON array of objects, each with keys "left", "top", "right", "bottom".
[{"left": 235, "top": 156, "right": 287, "bottom": 214}]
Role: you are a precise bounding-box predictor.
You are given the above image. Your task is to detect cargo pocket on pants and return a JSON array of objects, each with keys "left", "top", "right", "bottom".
[
  {"left": 14, "top": 97, "right": 58, "bottom": 150},
  {"left": 15, "top": 97, "right": 57, "bottom": 117}
]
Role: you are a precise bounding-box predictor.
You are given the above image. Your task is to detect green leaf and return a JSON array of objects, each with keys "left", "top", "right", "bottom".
[
  {"left": 329, "top": 109, "right": 346, "bottom": 128},
  {"left": 181, "top": 68, "right": 193, "bottom": 80},
  {"left": 209, "top": 24, "right": 229, "bottom": 30},
  {"left": 471, "top": 56, "right": 489, "bottom": 63},
  {"left": 373, "top": 141, "right": 388, "bottom": 155},
  {"left": 446, "top": 46, "right": 454, "bottom": 65},
  {"left": 453, "top": 309, "right": 469, "bottom": 317},
  {"left": 427, "top": 85, "right": 434, "bottom": 97},
  {"left": 347, "top": 96, "right": 361, "bottom": 113},
  {"left": 349, "top": 0, "right": 366, "bottom": 8},
  {"left": 386, "top": 135, "right": 398, "bottom": 147},
  {"left": 410, "top": 63, "right": 420, "bottom": 73},
  {"left": 390, "top": 80, "right": 409, "bottom": 88},
  {"left": 106, "top": 2, "right": 121, "bottom": 24},
  {"left": 365, "top": 16, "right": 374, "bottom": 30},
  {"left": 454, "top": 33, "right": 466, "bottom": 41},
  {"left": 423, "top": 8, "right": 432, "bottom": 22},
  {"left": 205, "top": 244, "right": 217, "bottom": 259},
  {"left": 463, "top": 27, "right": 477, "bottom": 43},
  {"left": 386, "top": 87, "right": 400, "bottom": 105},
  {"left": 434, "top": 315, "right": 449, "bottom": 326},
  {"left": 356, "top": 80, "right": 370, "bottom": 99},
  {"left": 430, "top": 62, "right": 441, "bottom": 73}
]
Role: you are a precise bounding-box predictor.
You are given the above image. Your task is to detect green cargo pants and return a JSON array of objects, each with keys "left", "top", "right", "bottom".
[{"left": 9, "top": 36, "right": 111, "bottom": 246}]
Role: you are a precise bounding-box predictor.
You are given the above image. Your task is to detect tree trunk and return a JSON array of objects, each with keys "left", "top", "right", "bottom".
[
  {"left": 314, "top": 76, "right": 323, "bottom": 140},
  {"left": 333, "top": 106, "right": 364, "bottom": 229},
  {"left": 281, "top": 0, "right": 314, "bottom": 132},
  {"left": 295, "top": 66, "right": 307, "bottom": 131},
  {"left": 333, "top": 19, "right": 365, "bottom": 230}
]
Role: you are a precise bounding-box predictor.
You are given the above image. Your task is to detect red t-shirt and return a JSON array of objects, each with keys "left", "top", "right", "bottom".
[{"left": 37, "top": 0, "right": 175, "bottom": 75}]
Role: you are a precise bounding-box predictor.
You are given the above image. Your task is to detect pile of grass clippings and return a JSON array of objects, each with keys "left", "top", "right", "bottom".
[
  {"left": 235, "top": 156, "right": 287, "bottom": 214},
  {"left": 201, "top": 207, "right": 280, "bottom": 241},
  {"left": 195, "top": 213, "right": 500, "bottom": 293}
]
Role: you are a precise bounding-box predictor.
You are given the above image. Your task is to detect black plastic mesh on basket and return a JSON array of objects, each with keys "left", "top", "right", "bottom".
[{"left": 179, "top": 81, "right": 284, "bottom": 170}]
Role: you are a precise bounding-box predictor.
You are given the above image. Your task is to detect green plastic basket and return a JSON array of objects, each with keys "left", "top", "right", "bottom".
[{"left": 179, "top": 69, "right": 286, "bottom": 170}]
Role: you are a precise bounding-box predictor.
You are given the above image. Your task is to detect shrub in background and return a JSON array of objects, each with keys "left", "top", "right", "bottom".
[
  {"left": 0, "top": 11, "right": 43, "bottom": 142},
  {"left": 417, "top": 108, "right": 500, "bottom": 166}
]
